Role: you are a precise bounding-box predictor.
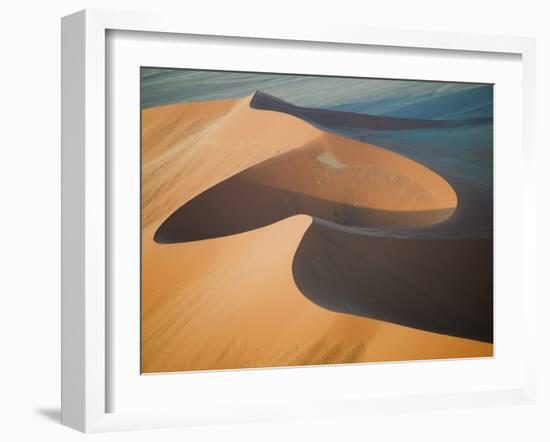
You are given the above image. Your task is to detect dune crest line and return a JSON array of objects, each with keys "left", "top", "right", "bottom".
[{"left": 250, "top": 90, "right": 492, "bottom": 131}]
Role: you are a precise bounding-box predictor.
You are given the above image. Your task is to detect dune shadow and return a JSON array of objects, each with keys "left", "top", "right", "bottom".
[
  {"left": 251, "top": 90, "right": 491, "bottom": 131},
  {"left": 293, "top": 220, "right": 493, "bottom": 343},
  {"left": 155, "top": 179, "right": 455, "bottom": 243},
  {"left": 155, "top": 133, "right": 458, "bottom": 243}
]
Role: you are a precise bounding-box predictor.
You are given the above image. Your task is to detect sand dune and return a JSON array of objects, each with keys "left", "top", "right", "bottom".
[
  {"left": 294, "top": 222, "right": 493, "bottom": 342},
  {"left": 155, "top": 130, "right": 457, "bottom": 243},
  {"left": 142, "top": 215, "right": 491, "bottom": 373},
  {"left": 141, "top": 93, "right": 493, "bottom": 373},
  {"left": 142, "top": 94, "right": 319, "bottom": 229},
  {"left": 251, "top": 90, "right": 492, "bottom": 130}
]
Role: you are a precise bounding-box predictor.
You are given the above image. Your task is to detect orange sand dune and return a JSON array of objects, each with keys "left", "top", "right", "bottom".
[
  {"left": 142, "top": 215, "right": 490, "bottom": 373},
  {"left": 154, "top": 129, "right": 458, "bottom": 243},
  {"left": 141, "top": 95, "right": 492, "bottom": 373},
  {"left": 142, "top": 95, "right": 319, "bottom": 229}
]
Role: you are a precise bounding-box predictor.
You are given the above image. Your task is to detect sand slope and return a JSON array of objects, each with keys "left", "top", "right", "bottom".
[
  {"left": 143, "top": 215, "right": 491, "bottom": 373},
  {"left": 142, "top": 94, "right": 319, "bottom": 229},
  {"left": 141, "top": 94, "right": 492, "bottom": 373}
]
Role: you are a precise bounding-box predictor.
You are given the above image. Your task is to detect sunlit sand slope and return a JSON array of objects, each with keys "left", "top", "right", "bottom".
[{"left": 142, "top": 215, "right": 491, "bottom": 373}]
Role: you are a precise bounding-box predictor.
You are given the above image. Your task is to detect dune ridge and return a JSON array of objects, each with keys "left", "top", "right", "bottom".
[
  {"left": 154, "top": 128, "right": 458, "bottom": 243},
  {"left": 141, "top": 92, "right": 493, "bottom": 373},
  {"left": 250, "top": 90, "right": 492, "bottom": 130},
  {"left": 142, "top": 93, "right": 319, "bottom": 229}
]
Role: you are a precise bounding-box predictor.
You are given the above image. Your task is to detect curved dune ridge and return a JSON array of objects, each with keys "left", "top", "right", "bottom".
[
  {"left": 250, "top": 90, "right": 492, "bottom": 130},
  {"left": 154, "top": 128, "right": 458, "bottom": 243},
  {"left": 141, "top": 92, "right": 493, "bottom": 373}
]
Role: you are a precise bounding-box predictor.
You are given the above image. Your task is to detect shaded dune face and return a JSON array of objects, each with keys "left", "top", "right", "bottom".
[
  {"left": 250, "top": 90, "right": 492, "bottom": 130},
  {"left": 293, "top": 223, "right": 493, "bottom": 343},
  {"left": 154, "top": 131, "right": 458, "bottom": 243}
]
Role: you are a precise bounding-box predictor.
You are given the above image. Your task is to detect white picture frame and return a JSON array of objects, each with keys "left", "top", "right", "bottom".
[{"left": 61, "top": 9, "right": 538, "bottom": 433}]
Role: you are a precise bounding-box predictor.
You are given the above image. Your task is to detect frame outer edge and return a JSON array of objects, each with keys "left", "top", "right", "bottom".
[
  {"left": 62, "top": 9, "right": 108, "bottom": 432},
  {"left": 61, "top": 10, "right": 87, "bottom": 432},
  {"left": 520, "top": 39, "right": 538, "bottom": 403},
  {"left": 60, "top": 7, "right": 538, "bottom": 432},
  {"left": 84, "top": 9, "right": 108, "bottom": 433},
  {"left": 90, "top": 8, "right": 532, "bottom": 54}
]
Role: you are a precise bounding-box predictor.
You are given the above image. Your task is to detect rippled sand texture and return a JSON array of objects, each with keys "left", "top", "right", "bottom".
[{"left": 141, "top": 93, "right": 493, "bottom": 373}]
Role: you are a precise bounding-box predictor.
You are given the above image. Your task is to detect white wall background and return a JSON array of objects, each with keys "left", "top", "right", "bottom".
[{"left": 0, "top": 1, "right": 547, "bottom": 440}]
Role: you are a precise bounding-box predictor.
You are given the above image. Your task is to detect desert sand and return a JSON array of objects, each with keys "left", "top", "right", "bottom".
[{"left": 141, "top": 93, "right": 493, "bottom": 373}]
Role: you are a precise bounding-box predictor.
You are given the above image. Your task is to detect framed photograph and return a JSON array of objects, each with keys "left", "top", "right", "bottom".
[{"left": 61, "top": 9, "right": 538, "bottom": 432}]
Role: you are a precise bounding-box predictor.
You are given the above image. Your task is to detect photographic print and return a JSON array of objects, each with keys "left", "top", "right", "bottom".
[{"left": 141, "top": 68, "right": 493, "bottom": 374}]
